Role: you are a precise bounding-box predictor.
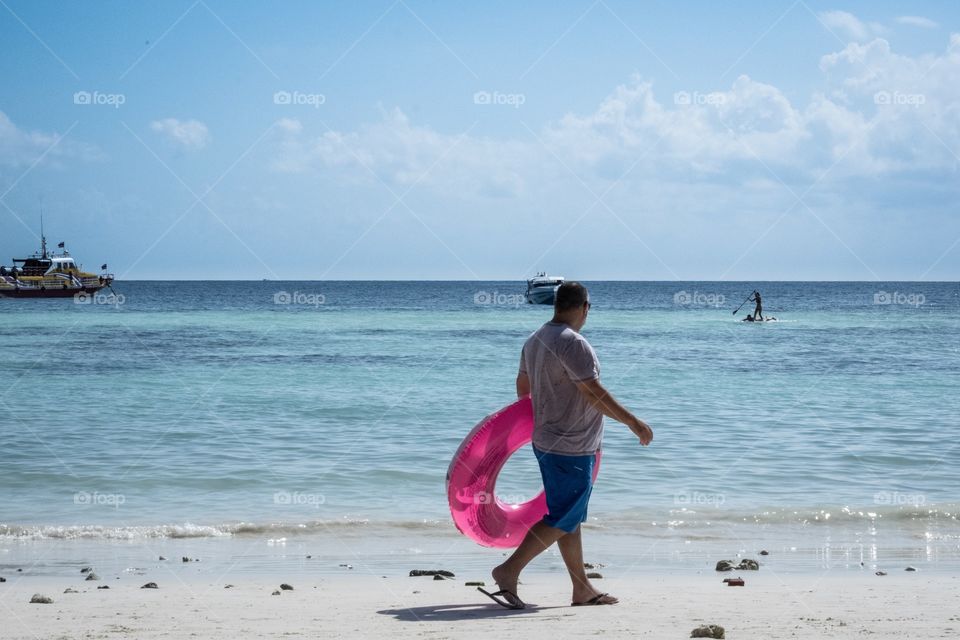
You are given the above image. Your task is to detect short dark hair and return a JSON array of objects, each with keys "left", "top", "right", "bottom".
[{"left": 555, "top": 281, "right": 589, "bottom": 312}]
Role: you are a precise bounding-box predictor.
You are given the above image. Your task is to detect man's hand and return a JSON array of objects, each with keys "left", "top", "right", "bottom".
[
  {"left": 627, "top": 417, "right": 653, "bottom": 446},
  {"left": 576, "top": 378, "right": 653, "bottom": 446}
]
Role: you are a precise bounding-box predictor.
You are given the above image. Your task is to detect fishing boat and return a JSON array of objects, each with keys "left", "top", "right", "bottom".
[
  {"left": 524, "top": 272, "right": 564, "bottom": 305},
  {"left": 0, "top": 227, "right": 113, "bottom": 299}
]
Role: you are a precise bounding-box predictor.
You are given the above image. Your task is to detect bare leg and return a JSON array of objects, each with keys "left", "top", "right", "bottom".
[
  {"left": 557, "top": 526, "right": 618, "bottom": 605},
  {"left": 491, "top": 520, "right": 566, "bottom": 605}
]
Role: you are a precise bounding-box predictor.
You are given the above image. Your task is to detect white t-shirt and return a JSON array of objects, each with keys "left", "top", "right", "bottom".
[{"left": 519, "top": 322, "right": 603, "bottom": 456}]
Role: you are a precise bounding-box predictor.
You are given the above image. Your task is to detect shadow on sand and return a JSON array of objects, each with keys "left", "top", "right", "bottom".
[{"left": 377, "top": 602, "right": 565, "bottom": 622}]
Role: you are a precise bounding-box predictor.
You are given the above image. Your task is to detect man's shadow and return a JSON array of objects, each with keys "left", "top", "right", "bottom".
[{"left": 377, "top": 602, "right": 564, "bottom": 622}]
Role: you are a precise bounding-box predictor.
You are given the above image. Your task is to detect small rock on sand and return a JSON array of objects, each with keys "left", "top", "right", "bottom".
[
  {"left": 80, "top": 567, "right": 92, "bottom": 574},
  {"left": 280, "top": 583, "right": 294, "bottom": 590},
  {"left": 409, "top": 569, "right": 455, "bottom": 578},
  {"left": 715, "top": 560, "right": 735, "bottom": 572},
  {"left": 432, "top": 574, "right": 447, "bottom": 581},
  {"left": 97, "top": 585, "right": 110, "bottom": 589},
  {"left": 224, "top": 584, "right": 235, "bottom": 589},
  {"left": 586, "top": 572, "right": 603, "bottom": 579},
  {"left": 158, "top": 556, "right": 166, "bottom": 561},
  {"left": 271, "top": 590, "right": 281, "bottom": 596},
  {"left": 876, "top": 571, "right": 887, "bottom": 576},
  {"left": 583, "top": 562, "right": 595, "bottom": 569},
  {"left": 85, "top": 572, "right": 100, "bottom": 581},
  {"left": 465, "top": 581, "right": 485, "bottom": 587},
  {"left": 0, "top": 577, "right": 6, "bottom": 582},
  {"left": 691, "top": 624, "right": 725, "bottom": 638},
  {"left": 736, "top": 559, "right": 760, "bottom": 570},
  {"left": 905, "top": 566, "right": 917, "bottom": 571},
  {"left": 759, "top": 550, "right": 769, "bottom": 556},
  {"left": 63, "top": 588, "right": 78, "bottom": 594},
  {"left": 141, "top": 582, "right": 158, "bottom": 589},
  {"left": 30, "top": 594, "right": 53, "bottom": 604}
]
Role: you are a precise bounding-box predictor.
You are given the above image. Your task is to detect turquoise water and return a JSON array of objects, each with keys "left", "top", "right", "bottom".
[{"left": 1, "top": 281, "right": 958, "bottom": 571}]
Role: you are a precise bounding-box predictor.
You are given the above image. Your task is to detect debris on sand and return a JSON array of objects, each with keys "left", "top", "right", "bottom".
[{"left": 691, "top": 624, "right": 725, "bottom": 638}]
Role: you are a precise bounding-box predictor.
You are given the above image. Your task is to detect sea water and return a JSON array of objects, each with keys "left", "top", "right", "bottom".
[{"left": 1, "top": 281, "right": 958, "bottom": 576}]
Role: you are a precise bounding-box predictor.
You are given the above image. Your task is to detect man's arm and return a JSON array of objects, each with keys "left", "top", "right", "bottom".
[
  {"left": 516, "top": 372, "right": 531, "bottom": 398},
  {"left": 575, "top": 378, "right": 653, "bottom": 445}
]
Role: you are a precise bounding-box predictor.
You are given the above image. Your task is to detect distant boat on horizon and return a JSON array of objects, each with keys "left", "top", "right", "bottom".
[{"left": 525, "top": 272, "right": 564, "bottom": 305}]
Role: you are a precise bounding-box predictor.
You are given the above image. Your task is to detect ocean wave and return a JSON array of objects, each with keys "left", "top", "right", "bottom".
[
  {"left": 2, "top": 504, "right": 957, "bottom": 541},
  {"left": 0, "top": 518, "right": 453, "bottom": 541},
  {"left": 597, "top": 504, "right": 960, "bottom": 529}
]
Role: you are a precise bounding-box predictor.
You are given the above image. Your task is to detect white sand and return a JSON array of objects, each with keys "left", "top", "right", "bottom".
[{"left": 2, "top": 571, "right": 958, "bottom": 639}]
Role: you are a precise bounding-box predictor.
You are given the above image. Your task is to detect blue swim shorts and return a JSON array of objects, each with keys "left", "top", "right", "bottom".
[{"left": 533, "top": 446, "right": 595, "bottom": 533}]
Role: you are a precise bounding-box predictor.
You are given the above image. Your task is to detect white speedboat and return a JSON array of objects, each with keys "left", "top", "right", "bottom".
[{"left": 525, "top": 273, "right": 564, "bottom": 305}]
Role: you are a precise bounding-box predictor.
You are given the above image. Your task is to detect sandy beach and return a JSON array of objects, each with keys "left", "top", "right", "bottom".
[{"left": 3, "top": 569, "right": 958, "bottom": 639}]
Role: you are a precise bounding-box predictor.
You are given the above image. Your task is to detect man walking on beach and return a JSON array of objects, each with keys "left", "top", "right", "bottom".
[{"left": 485, "top": 282, "right": 653, "bottom": 609}]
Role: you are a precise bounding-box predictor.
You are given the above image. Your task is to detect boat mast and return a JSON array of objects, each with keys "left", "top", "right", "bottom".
[{"left": 40, "top": 204, "right": 48, "bottom": 259}]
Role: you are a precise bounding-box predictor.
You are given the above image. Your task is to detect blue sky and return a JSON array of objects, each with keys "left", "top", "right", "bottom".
[{"left": 1, "top": 1, "right": 958, "bottom": 279}]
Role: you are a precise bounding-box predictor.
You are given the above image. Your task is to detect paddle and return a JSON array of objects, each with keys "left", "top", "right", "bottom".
[{"left": 732, "top": 292, "right": 753, "bottom": 315}]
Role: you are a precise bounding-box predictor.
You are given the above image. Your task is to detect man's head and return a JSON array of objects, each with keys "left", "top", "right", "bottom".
[{"left": 553, "top": 281, "right": 590, "bottom": 330}]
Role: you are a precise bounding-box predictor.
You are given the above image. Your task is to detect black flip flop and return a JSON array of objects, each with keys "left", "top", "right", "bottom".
[
  {"left": 572, "top": 593, "right": 615, "bottom": 606},
  {"left": 477, "top": 587, "right": 526, "bottom": 610}
]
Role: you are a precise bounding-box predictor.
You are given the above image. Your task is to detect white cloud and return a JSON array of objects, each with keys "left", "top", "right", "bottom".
[
  {"left": 0, "top": 110, "right": 100, "bottom": 167},
  {"left": 818, "top": 10, "right": 886, "bottom": 42},
  {"left": 275, "top": 118, "right": 302, "bottom": 134},
  {"left": 149, "top": 118, "right": 210, "bottom": 150},
  {"left": 269, "top": 108, "right": 532, "bottom": 197},
  {"left": 896, "top": 15, "right": 939, "bottom": 29},
  {"left": 542, "top": 74, "right": 807, "bottom": 173},
  {"left": 266, "top": 34, "right": 960, "bottom": 202}
]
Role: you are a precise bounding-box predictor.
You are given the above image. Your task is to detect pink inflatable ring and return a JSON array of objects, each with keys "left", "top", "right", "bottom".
[{"left": 446, "top": 396, "right": 601, "bottom": 548}]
